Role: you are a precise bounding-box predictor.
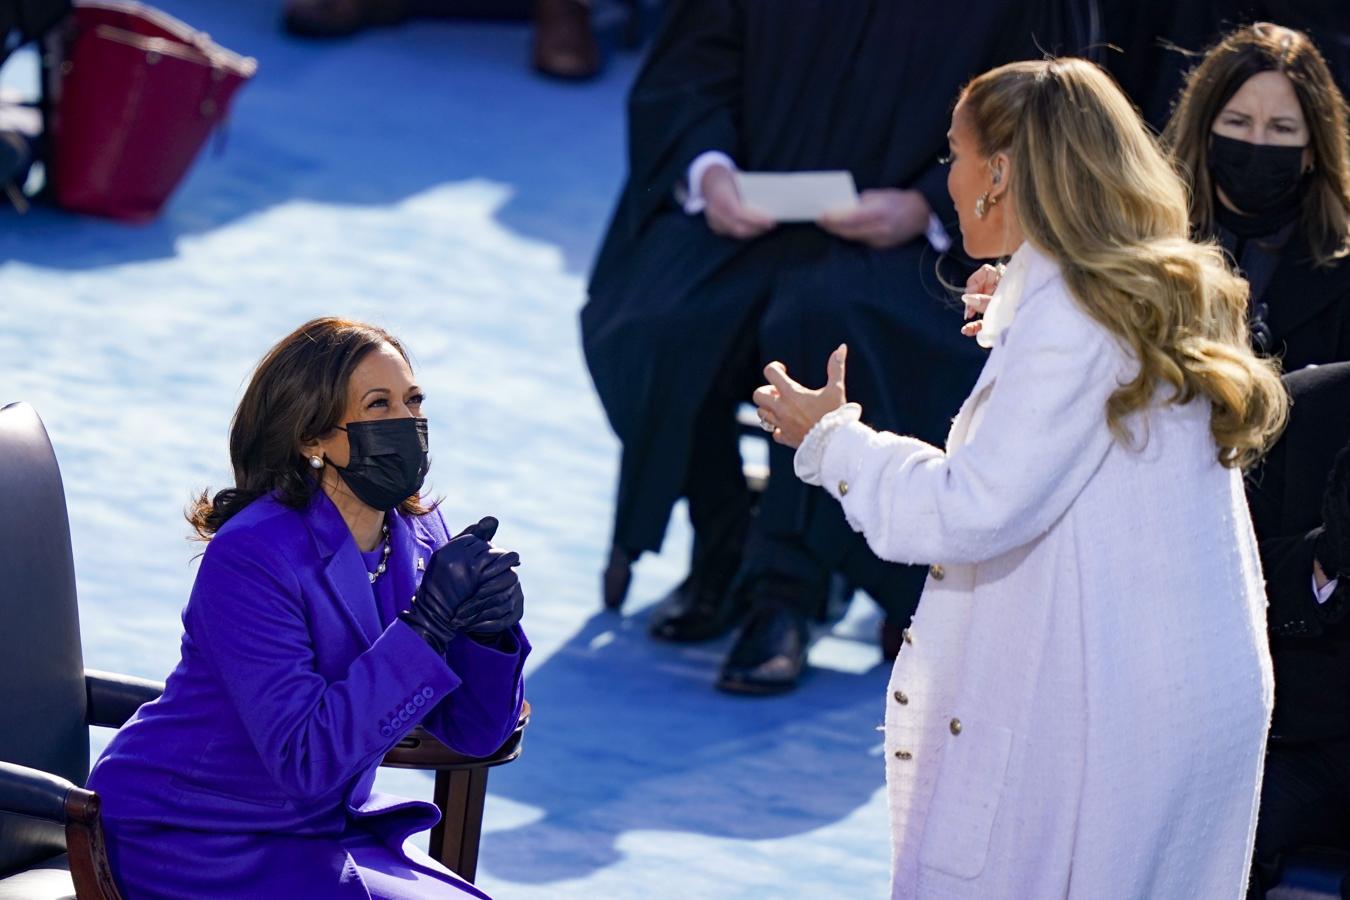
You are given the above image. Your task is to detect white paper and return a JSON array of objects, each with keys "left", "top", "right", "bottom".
[{"left": 733, "top": 171, "right": 859, "bottom": 222}]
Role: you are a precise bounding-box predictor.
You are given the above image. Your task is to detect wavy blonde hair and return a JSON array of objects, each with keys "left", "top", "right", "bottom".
[{"left": 961, "top": 58, "right": 1287, "bottom": 468}]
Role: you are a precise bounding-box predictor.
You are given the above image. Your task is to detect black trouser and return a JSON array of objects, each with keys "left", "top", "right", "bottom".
[
  {"left": 682, "top": 307, "right": 926, "bottom": 625},
  {"left": 1248, "top": 734, "right": 1350, "bottom": 898}
]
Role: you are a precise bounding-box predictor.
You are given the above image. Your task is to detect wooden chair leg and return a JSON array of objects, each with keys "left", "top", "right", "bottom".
[{"left": 428, "top": 767, "right": 489, "bottom": 882}]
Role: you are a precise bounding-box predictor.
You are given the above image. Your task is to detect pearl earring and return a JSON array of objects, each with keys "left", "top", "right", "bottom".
[{"left": 309, "top": 455, "right": 323, "bottom": 470}]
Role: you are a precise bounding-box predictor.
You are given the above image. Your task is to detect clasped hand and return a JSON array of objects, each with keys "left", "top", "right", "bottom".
[
  {"left": 399, "top": 516, "right": 524, "bottom": 655},
  {"left": 752, "top": 344, "right": 850, "bottom": 449}
]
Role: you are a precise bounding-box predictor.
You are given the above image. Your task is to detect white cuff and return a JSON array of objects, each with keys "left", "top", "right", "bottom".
[
  {"left": 682, "top": 151, "right": 736, "bottom": 215},
  {"left": 925, "top": 213, "right": 950, "bottom": 253},
  {"left": 1315, "top": 574, "right": 1339, "bottom": 604},
  {"left": 794, "top": 403, "right": 862, "bottom": 485}
]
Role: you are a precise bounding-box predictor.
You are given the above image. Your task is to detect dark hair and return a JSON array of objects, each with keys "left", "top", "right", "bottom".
[
  {"left": 1163, "top": 23, "right": 1350, "bottom": 267},
  {"left": 188, "top": 317, "right": 431, "bottom": 539}
]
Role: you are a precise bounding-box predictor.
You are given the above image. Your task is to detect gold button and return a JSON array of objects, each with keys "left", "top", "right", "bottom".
[
  {"left": 893, "top": 690, "right": 908, "bottom": 705},
  {"left": 929, "top": 564, "right": 945, "bottom": 581},
  {"left": 902, "top": 628, "right": 913, "bottom": 645},
  {"left": 894, "top": 750, "right": 913, "bottom": 761},
  {"left": 950, "top": 718, "right": 962, "bottom": 736},
  {"left": 838, "top": 480, "right": 849, "bottom": 496}
]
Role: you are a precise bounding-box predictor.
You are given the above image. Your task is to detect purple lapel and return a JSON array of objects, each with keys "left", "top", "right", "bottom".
[{"left": 302, "top": 491, "right": 382, "bottom": 644}]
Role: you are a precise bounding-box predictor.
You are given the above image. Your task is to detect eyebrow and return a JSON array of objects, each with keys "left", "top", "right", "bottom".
[{"left": 361, "top": 388, "right": 390, "bottom": 400}]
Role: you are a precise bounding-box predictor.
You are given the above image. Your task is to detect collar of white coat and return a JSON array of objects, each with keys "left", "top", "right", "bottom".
[{"left": 975, "top": 241, "right": 1060, "bottom": 349}]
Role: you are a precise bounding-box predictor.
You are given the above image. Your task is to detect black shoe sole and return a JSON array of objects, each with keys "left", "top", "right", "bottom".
[{"left": 714, "top": 671, "right": 803, "bottom": 696}]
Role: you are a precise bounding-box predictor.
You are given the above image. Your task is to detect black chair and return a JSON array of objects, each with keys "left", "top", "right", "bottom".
[{"left": 0, "top": 401, "right": 527, "bottom": 898}]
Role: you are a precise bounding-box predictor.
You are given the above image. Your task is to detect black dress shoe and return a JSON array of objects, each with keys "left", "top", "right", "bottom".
[
  {"left": 531, "top": 0, "right": 600, "bottom": 80},
  {"left": 602, "top": 544, "right": 634, "bottom": 611},
  {"left": 648, "top": 568, "right": 748, "bottom": 642},
  {"left": 716, "top": 584, "right": 812, "bottom": 695}
]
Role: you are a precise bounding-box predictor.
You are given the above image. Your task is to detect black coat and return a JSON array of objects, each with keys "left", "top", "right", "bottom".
[
  {"left": 1258, "top": 235, "right": 1350, "bottom": 374},
  {"left": 582, "top": 0, "right": 1082, "bottom": 556},
  {"left": 1247, "top": 361, "right": 1350, "bottom": 742}
]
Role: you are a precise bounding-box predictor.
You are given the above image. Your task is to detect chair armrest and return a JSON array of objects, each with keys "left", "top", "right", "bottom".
[
  {"left": 85, "top": 668, "right": 164, "bottom": 729},
  {"left": 0, "top": 760, "right": 97, "bottom": 824},
  {"left": 382, "top": 700, "right": 530, "bottom": 771}
]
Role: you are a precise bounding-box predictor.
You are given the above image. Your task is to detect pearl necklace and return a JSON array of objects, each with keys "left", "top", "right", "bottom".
[{"left": 368, "top": 523, "right": 391, "bottom": 584}]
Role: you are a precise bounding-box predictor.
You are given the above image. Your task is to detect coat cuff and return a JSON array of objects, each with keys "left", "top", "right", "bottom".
[
  {"left": 817, "top": 416, "right": 882, "bottom": 533},
  {"left": 794, "top": 403, "right": 862, "bottom": 485},
  {"left": 377, "top": 619, "right": 464, "bottom": 741},
  {"left": 681, "top": 150, "right": 736, "bottom": 215}
]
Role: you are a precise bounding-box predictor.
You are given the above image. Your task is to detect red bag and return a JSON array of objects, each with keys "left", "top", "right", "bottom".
[{"left": 46, "top": 1, "right": 256, "bottom": 221}]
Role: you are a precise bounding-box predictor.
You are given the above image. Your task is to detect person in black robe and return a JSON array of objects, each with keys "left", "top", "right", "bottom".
[
  {"left": 582, "top": 0, "right": 1082, "bottom": 693},
  {"left": 1246, "top": 361, "right": 1350, "bottom": 897},
  {"left": 1162, "top": 22, "right": 1350, "bottom": 374},
  {"left": 1100, "top": 0, "right": 1349, "bottom": 130}
]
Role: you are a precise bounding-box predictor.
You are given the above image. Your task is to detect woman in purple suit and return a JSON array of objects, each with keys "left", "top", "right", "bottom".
[{"left": 87, "top": 317, "right": 529, "bottom": 898}]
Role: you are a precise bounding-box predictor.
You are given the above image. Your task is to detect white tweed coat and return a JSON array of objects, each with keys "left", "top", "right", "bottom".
[{"left": 798, "top": 242, "right": 1273, "bottom": 899}]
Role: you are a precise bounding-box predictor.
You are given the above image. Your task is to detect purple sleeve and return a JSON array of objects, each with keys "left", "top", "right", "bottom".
[
  {"left": 422, "top": 625, "right": 531, "bottom": 758},
  {"left": 188, "top": 530, "right": 462, "bottom": 802}
]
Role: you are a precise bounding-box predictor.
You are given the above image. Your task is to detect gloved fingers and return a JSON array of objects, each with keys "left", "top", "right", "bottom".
[
  {"left": 475, "top": 569, "right": 520, "bottom": 599},
  {"left": 455, "top": 516, "right": 499, "bottom": 543},
  {"left": 466, "top": 610, "right": 521, "bottom": 635},
  {"left": 465, "top": 586, "right": 525, "bottom": 634},
  {"left": 453, "top": 584, "right": 524, "bottom": 630},
  {"left": 432, "top": 534, "right": 491, "bottom": 569},
  {"left": 413, "top": 590, "right": 460, "bottom": 633},
  {"left": 452, "top": 590, "right": 515, "bottom": 626},
  {"left": 478, "top": 549, "right": 522, "bottom": 581}
]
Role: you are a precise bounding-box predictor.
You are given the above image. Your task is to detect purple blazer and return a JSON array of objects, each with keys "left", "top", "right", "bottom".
[{"left": 87, "top": 490, "right": 529, "bottom": 898}]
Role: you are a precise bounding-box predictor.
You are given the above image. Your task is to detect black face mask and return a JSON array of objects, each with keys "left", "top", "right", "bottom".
[
  {"left": 1209, "top": 133, "right": 1307, "bottom": 215},
  {"left": 329, "top": 417, "right": 429, "bottom": 511}
]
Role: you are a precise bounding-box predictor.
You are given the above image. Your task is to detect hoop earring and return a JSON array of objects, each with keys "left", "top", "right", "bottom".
[{"left": 309, "top": 455, "right": 324, "bottom": 470}]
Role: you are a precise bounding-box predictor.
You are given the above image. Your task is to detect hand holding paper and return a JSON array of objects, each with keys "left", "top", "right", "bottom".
[
  {"left": 732, "top": 170, "right": 860, "bottom": 222},
  {"left": 703, "top": 164, "right": 778, "bottom": 240},
  {"left": 818, "top": 188, "right": 932, "bottom": 249}
]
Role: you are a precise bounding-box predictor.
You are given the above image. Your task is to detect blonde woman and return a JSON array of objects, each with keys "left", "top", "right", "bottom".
[{"left": 753, "top": 59, "right": 1288, "bottom": 898}]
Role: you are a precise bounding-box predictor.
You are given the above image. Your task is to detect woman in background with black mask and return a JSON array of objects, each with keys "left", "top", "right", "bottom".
[
  {"left": 86, "top": 317, "right": 528, "bottom": 898},
  {"left": 1164, "top": 22, "right": 1350, "bottom": 374}
]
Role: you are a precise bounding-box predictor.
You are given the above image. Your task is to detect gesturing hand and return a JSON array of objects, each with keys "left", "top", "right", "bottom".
[
  {"left": 752, "top": 344, "right": 849, "bottom": 449},
  {"left": 817, "top": 189, "right": 930, "bottom": 249},
  {"left": 702, "top": 164, "right": 777, "bottom": 240},
  {"left": 960, "top": 264, "right": 1002, "bottom": 339}
]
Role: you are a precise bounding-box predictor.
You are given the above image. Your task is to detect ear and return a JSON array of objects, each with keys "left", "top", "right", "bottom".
[
  {"left": 298, "top": 435, "right": 324, "bottom": 463},
  {"left": 989, "top": 151, "right": 1012, "bottom": 201}
]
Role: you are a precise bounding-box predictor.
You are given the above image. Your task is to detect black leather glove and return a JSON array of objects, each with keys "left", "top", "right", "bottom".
[
  {"left": 456, "top": 548, "right": 525, "bottom": 636},
  {"left": 456, "top": 516, "right": 499, "bottom": 543},
  {"left": 452, "top": 516, "right": 524, "bottom": 635},
  {"left": 398, "top": 534, "right": 491, "bottom": 655},
  {"left": 1316, "top": 444, "right": 1350, "bottom": 578}
]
